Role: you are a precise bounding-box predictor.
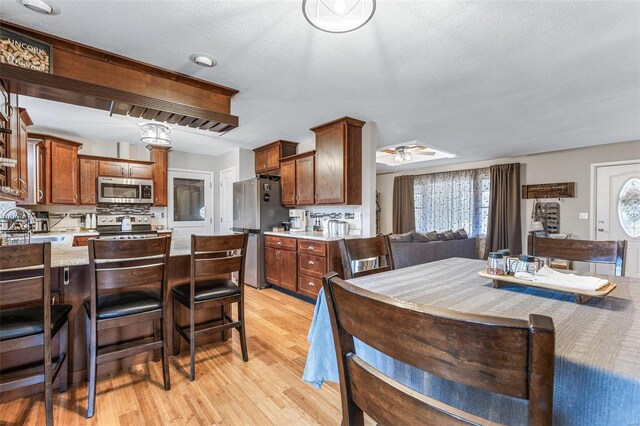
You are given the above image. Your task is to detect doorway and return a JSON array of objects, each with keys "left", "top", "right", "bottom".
[
  {"left": 168, "top": 169, "right": 213, "bottom": 237},
  {"left": 592, "top": 160, "right": 640, "bottom": 277},
  {"left": 219, "top": 167, "right": 236, "bottom": 235}
]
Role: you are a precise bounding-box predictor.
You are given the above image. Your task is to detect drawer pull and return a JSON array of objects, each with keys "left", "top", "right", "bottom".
[
  {"left": 308, "top": 261, "right": 314, "bottom": 265},
  {"left": 308, "top": 246, "right": 314, "bottom": 250},
  {"left": 308, "top": 282, "right": 315, "bottom": 287},
  {"left": 277, "top": 241, "right": 282, "bottom": 245}
]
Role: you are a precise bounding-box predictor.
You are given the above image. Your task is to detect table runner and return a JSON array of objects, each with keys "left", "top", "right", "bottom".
[{"left": 302, "top": 257, "right": 640, "bottom": 425}]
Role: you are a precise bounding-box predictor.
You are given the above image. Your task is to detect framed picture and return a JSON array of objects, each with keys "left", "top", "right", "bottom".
[{"left": 0, "top": 28, "right": 52, "bottom": 73}]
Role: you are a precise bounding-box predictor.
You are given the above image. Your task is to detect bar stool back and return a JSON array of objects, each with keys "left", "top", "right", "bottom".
[
  {"left": 85, "top": 236, "right": 171, "bottom": 418},
  {"left": 172, "top": 233, "right": 249, "bottom": 381},
  {"left": 0, "top": 242, "right": 71, "bottom": 426}
]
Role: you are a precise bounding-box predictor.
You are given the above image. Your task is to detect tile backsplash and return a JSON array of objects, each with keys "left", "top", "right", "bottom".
[
  {"left": 0, "top": 201, "right": 17, "bottom": 218},
  {"left": 304, "top": 205, "right": 362, "bottom": 233}
]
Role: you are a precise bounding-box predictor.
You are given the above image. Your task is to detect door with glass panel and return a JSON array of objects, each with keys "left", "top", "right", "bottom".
[
  {"left": 595, "top": 161, "right": 640, "bottom": 277},
  {"left": 168, "top": 169, "right": 213, "bottom": 237}
]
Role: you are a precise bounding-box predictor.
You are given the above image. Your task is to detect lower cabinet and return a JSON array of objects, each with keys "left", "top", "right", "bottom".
[
  {"left": 264, "top": 237, "right": 298, "bottom": 292},
  {"left": 264, "top": 235, "right": 343, "bottom": 299}
]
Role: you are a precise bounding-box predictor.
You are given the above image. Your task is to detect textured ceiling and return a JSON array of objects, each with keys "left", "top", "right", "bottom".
[{"left": 1, "top": 0, "right": 639, "bottom": 171}]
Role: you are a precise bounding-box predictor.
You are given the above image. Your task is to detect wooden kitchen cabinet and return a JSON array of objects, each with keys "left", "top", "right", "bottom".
[
  {"left": 149, "top": 146, "right": 169, "bottom": 206},
  {"left": 99, "top": 159, "right": 129, "bottom": 177},
  {"left": 311, "top": 117, "right": 364, "bottom": 205},
  {"left": 99, "top": 160, "right": 152, "bottom": 179},
  {"left": 45, "top": 137, "right": 81, "bottom": 205},
  {"left": 264, "top": 236, "right": 298, "bottom": 292},
  {"left": 79, "top": 156, "right": 98, "bottom": 205},
  {"left": 280, "top": 151, "right": 315, "bottom": 206},
  {"left": 3, "top": 99, "right": 31, "bottom": 199},
  {"left": 253, "top": 140, "right": 298, "bottom": 174}
]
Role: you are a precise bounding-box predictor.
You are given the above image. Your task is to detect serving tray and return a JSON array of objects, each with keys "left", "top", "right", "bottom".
[{"left": 478, "top": 271, "right": 617, "bottom": 304}]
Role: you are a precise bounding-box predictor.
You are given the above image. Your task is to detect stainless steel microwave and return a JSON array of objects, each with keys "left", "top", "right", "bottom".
[{"left": 97, "top": 177, "right": 154, "bottom": 204}]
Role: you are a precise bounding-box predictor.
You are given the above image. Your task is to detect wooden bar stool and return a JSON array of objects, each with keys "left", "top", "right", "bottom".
[
  {"left": 0, "top": 243, "right": 71, "bottom": 426},
  {"left": 85, "top": 236, "right": 171, "bottom": 418},
  {"left": 172, "top": 233, "right": 248, "bottom": 381}
]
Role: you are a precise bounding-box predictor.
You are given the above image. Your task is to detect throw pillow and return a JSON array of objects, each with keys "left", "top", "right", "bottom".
[
  {"left": 388, "top": 232, "right": 413, "bottom": 243},
  {"left": 411, "top": 231, "right": 439, "bottom": 242},
  {"left": 454, "top": 228, "right": 468, "bottom": 239},
  {"left": 438, "top": 230, "right": 456, "bottom": 241}
]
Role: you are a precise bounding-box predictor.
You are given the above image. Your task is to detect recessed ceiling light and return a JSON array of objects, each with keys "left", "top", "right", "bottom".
[
  {"left": 19, "top": 0, "right": 54, "bottom": 14},
  {"left": 190, "top": 54, "right": 217, "bottom": 68}
]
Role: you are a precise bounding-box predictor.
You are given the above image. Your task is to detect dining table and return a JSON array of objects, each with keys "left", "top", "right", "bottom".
[{"left": 302, "top": 257, "right": 640, "bottom": 426}]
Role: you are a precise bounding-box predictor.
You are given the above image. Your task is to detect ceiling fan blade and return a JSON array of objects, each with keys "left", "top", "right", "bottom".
[
  {"left": 412, "top": 151, "right": 436, "bottom": 156},
  {"left": 381, "top": 148, "right": 397, "bottom": 154}
]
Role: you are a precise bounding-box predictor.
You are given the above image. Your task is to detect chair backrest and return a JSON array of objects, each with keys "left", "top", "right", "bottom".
[
  {"left": 190, "top": 233, "right": 248, "bottom": 289},
  {"left": 323, "top": 273, "right": 555, "bottom": 426},
  {"left": 528, "top": 235, "right": 627, "bottom": 276},
  {"left": 88, "top": 236, "right": 171, "bottom": 302},
  {"left": 338, "top": 235, "right": 395, "bottom": 279},
  {"left": 0, "top": 242, "right": 51, "bottom": 309}
]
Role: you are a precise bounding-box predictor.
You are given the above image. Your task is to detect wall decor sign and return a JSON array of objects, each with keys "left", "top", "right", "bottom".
[
  {"left": 0, "top": 28, "right": 52, "bottom": 73},
  {"left": 522, "top": 182, "right": 575, "bottom": 199}
]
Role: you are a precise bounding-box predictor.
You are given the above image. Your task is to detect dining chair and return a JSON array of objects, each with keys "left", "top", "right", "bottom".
[
  {"left": 172, "top": 233, "right": 249, "bottom": 381},
  {"left": 85, "top": 236, "right": 172, "bottom": 418},
  {"left": 0, "top": 243, "right": 71, "bottom": 426},
  {"left": 338, "top": 235, "right": 395, "bottom": 279},
  {"left": 323, "top": 272, "right": 556, "bottom": 426},
  {"left": 528, "top": 234, "right": 627, "bottom": 276}
]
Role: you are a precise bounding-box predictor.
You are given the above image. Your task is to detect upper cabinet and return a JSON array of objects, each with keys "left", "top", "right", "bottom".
[
  {"left": 1, "top": 90, "right": 32, "bottom": 200},
  {"left": 312, "top": 117, "right": 364, "bottom": 205},
  {"left": 99, "top": 160, "right": 153, "bottom": 179},
  {"left": 44, "top": 137, "right": 81, "bottom": 205},
  {"left": 254, "top": 140, "right": 298, "bottom": 174},
  {"left": 148, "top": 146, "right": 169, "bottom": 207},
  {"left": 280, "top": 151, "right": 315, "bottom": 206},
  {"left": 79, "top": 156, "right": 99, "bottom": 205}
]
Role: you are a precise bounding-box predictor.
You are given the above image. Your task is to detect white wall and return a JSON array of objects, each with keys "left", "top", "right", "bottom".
[{"left": 377, "top": 140, "right": 640, "bottom": 244}]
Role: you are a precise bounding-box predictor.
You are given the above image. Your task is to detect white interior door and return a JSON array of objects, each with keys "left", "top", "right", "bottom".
[
  {"left": 219, "top": 167, "right": 236, "bottom": 235},
  {"left": 168, "top": 169, "right": 213, "bottom": 237},
  {"left": 595, "top": 161, "right": 640, "bottom": 277}
]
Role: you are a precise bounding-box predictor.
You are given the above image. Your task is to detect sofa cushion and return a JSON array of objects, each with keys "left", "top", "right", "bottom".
[
  {"left": 412, "top": 231, "right": 439, "bottom": 242},
  {"left": 438, "top": 230, "right": 456, "bottom": 241},
  {"left": 388, "top": 232, "right": 413, "bottom": 243},
  {"left": 454, "top": 228, "right": 468, "bottom": 239}
]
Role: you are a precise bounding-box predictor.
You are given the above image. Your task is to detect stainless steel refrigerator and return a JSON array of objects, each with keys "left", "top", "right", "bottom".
[{"left": 232, "top": 176, "right": 289, "bottom": 288}]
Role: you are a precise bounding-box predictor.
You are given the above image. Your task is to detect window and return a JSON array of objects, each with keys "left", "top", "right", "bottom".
[{"left": 413, "top": 168, "right": 490, "bottom": 236}]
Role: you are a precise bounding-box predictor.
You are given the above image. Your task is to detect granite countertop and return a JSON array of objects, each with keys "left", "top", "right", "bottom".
[
  {"left": 49, "top": 233, "right": 191, "bottom": 268},
  {"left": 263, "top": 230, "right": 366, "bottom": 242}
]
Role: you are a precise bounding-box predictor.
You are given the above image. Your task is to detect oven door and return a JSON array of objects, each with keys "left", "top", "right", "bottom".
[{"left": 98, "top": 177, "right": 143, "bottom": 203}]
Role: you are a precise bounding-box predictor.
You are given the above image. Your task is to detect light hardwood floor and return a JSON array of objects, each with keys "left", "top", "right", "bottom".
[{"left": 0, "top": 287, "right": 345, "bottom": 426}]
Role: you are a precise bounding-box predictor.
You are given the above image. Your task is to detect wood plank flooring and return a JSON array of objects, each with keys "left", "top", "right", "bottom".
[{"left": 0, "top": 287, "right": 348, "bottom": 425}]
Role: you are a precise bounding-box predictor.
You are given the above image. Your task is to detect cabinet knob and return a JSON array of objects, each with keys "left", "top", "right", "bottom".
[
  {"left": 308, "top": 260, "right": 314, "bottom": 265},
  {"left": 308, "top": 282, "right": 315, "bottom": 287},
  {"left": 308, "top": 246, "right": 314, "bottom": 250},
  {"left": 277, "top": 241, "right": 282, "bottom": 245}
]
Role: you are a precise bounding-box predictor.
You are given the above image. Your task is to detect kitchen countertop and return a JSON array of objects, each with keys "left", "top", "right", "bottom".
[
  {"left": 263, "top": 231, "right": 366, "bottom": 242},
  {"left": 32, "top": 231, "right": 191, "bottom": 268}
]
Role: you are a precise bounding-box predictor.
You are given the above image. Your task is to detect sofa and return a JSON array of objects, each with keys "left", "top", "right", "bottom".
[{"left": 389, "top": 231, "right": 478, "bottom": 269}]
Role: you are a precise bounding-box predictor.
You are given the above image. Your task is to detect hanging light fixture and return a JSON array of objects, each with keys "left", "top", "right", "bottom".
[
  {"left": 302, "top": 0, "right": 376, "bottom": 33},
  {"left": 139, "top": 122, "right": 172, "bottom": 146}
]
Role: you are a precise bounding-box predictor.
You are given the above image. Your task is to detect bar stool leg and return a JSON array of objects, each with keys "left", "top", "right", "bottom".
[
  {"left": 59, "top": 321, "right": 69, "bottom": 392},
  {"left": 87, "top": 319, "right": 97, "bottom": 418},
  {"left": 161, "top": 315, "right": 171, "bottom": 390},
  {"left": 189, "top": 305, "right": 196, "bottom": 381},
  {"left": 172, "top": 295, "right": 180, "bottom": 356},
  {"left": 153, "top": 319, "right": 161, "bottom": 362},
  {"left": 238, "top": 300, "right": 248, "bottom": 362},
  {"left": 44, "top": 331, "right": 53, "bottom": 426}
]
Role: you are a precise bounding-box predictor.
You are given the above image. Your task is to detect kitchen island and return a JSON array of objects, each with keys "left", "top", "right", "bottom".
[{"left": 0, "top": 234, "right": 229, "bottom": 403}]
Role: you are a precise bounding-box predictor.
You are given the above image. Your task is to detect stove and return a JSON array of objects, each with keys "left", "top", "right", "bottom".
[{"left": 96, "top": 214, "right": 158, "bottom": 239}]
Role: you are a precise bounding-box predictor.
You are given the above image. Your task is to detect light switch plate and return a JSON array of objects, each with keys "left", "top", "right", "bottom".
[{"left": 579, "top": 212, "right": 588, "bottom": 220}]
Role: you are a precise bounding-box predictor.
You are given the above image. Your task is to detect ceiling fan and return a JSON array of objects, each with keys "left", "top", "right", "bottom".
[{"left": 380, "top": 145, "right": 436, "bottom": 163}]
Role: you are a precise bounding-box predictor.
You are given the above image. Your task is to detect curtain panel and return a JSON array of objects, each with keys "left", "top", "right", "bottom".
[
  {"left": 413, "top": 168, "right": 490, "bottom": 236},
  {"left": 392, "top": 175, "right": 415, "bottom": 234},
  {"left": 484, "top": 163, "right": 522, "bottom": 258}
]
